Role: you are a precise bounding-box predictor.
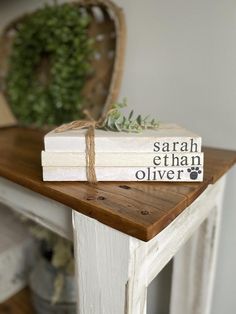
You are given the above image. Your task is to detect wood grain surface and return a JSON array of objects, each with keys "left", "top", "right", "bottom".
[
  {"left": 0, "top": 288, "right": 35, "bottom": 314},
  {"left": 0, "top": 126, "right": 235, "bottom": 241}
]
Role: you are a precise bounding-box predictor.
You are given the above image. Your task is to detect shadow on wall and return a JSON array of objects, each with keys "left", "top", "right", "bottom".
[{"left": 147, "top": 260, "right": 173, "bottom": 314}]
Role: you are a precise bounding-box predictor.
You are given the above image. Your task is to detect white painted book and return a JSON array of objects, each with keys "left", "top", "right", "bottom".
[
  {"left": 42, "top": 152, "right": 204, "bottom": 167},
  {"left": 43, "top": 123, "right": 204, "bottom": 182},
  {"left": 44, "top": 124, "right": 202, "bottom": 153},
  {"left": 43, "top": 166, "right": 203, "bottom": 182}
]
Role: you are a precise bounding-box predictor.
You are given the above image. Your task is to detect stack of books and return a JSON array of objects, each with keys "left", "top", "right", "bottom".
[{"left": 42, "top": 124, "right": 204, "bottom": 182}]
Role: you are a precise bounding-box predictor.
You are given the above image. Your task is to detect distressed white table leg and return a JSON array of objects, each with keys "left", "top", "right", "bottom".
[
  {"left": 72, "top": 176, "right": 226, "bottom": 314},
  {"left": 170, "top": 176, "right": 226, "bottom": 314},
  {"left": 72, "top": 211, "right": 147, "bottom": 314}
]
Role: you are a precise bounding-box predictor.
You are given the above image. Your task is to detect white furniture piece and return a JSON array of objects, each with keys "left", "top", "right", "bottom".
[
  {"left": 0, "top": 127, "right": 235, "bottom": 314},
  {"left": 0, "top": 205, "right": 36, "bottom": 303}
]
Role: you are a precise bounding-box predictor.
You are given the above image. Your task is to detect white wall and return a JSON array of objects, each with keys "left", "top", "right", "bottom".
[{"left": 1, "top": 1, "right": 236, "bottom": 313}]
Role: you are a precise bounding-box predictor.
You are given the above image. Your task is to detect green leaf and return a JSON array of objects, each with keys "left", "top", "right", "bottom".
[
  {"left": 136, "top": 115, "right": 142, "bottom": 125},
  {"left": 102, "top": 98, "right": 159, "bottom": 133},
  {"left": 128, "top": 110, "right": 134, "bottom": 121}
]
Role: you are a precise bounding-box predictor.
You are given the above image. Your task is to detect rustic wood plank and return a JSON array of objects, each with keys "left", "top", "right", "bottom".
[
  {"left": 0, "top": 126, "right": 235, "bottom": 241},
  {"left": 0, "top": 288, "right": 35, "bottom": 314}
]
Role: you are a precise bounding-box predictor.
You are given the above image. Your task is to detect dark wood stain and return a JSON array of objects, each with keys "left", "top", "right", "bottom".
[{"left": 0, "top": 288, "right": 35, "bottom": 314}]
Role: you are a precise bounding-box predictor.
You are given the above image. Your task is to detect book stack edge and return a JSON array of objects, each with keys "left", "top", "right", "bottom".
[{"left": 42, "top": 124, "right": 204, "bottom": 182}]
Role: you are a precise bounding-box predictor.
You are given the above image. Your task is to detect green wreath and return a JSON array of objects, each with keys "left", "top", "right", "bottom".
[{"left": 6, "top": 4, "right": 94, "bottom": 126}]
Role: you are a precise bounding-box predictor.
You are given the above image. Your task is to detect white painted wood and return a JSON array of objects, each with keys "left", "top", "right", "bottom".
[
  {"left": 44, "top": 124, "right": 202, "bottom": 153},
  {"left": 72, "top": 178, "right": 225, "bottom": 314},
  {"left": 72, "top": 211, "right": 143, "bottom": 314},
  {"left": 43, "top": 165, "right": 203, "bottom": 182},
  {"left": 0, "top": 177, "right": 73, "bottom": 240},
  {"left": 0, "top": 205, "right": 36, "bottom": 302},
  {"left": 42, "top": 151, "right": 204, "bottom": 167},
  {"left": 170, "top": 176, "right": 226, "bottom": 314}
]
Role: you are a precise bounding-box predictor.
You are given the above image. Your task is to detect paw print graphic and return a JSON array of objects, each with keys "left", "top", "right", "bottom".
[{"left": 187, "top": 167, "right": 202, "bottom": 180}]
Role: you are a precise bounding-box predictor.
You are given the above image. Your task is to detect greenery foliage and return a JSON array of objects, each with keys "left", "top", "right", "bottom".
[
  {"left": 102, "top": 99, "right": 159, "bottom": 132},
  {"left": 6, "top": 3, "right": 94, "bottom": 126}
]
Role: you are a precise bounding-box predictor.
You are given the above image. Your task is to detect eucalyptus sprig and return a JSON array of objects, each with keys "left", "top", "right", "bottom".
[{"left": 102, "top": 99, "right": 159, "bottom": 133}]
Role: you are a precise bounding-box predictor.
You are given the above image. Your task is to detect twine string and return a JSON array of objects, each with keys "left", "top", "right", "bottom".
[
  {"left": 54, "top": 110, "right": 108, "bottom": 183},
  {"left": 85, "top": 125, "right": 97, "bottom": 183}
]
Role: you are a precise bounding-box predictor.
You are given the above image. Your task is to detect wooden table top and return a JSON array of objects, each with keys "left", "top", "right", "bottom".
[
  {"left": 0, "top": 288, "right": 35, "bottom": 314},
  {"left": 0, "top": 126, "right": 235, "bottom": 241}
]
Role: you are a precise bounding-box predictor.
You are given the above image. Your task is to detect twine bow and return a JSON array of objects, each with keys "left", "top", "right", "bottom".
[{"left": 54, "top": 110, "right": 105, "bottom": 183}]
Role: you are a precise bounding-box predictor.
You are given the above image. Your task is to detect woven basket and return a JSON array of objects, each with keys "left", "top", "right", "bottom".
[{"left": 0, "top": 0, "right": 126, "bottom": 124}]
